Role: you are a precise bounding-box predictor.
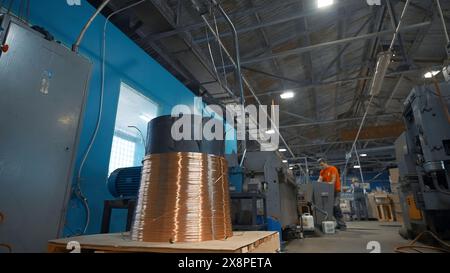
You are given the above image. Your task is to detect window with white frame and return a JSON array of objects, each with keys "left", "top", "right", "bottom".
[{"left": 108, "top": 82, "right": 158, "bottom": 175}]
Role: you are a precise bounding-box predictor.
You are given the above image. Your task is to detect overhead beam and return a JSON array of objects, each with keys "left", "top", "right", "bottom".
[
  {"left": 289, "top": 137, "right": 397, "bottom": 149},
  {"left": 319, "top": 14, "right": 373, "bottom": 80},
  {"left": 192, "top": 1, "right": 362, "bottom": 44},
  {"left": 246, "top": 64, "right": 441, "bottom": 99},
  {"left": 340, "top": 122, "right": 406, "bottom": 141},
  {"left": 242, "top": 66, "right": 304, "bottom": 84},
  {"left": 232, "top": 21, "right": 431, "bottom": 67},
  {"left": 141, "top": 0, "right": 306, "bottom": 41},
  {"left": 279, "top": 113, "right": 401, "bottom": 129},
  {"left": 281, "top": 110, "right": 315, "bottom": 122}
]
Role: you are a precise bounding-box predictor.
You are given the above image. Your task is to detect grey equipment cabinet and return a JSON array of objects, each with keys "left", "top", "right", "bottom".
[{"left": 0, "top": 14, "right": 92, "bottom": 252}]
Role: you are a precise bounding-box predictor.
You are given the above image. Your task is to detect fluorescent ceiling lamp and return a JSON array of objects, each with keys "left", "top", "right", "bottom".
[
  {"left": 279, "top": 148, "right": 287, "bottom": 152},
  {"left": 289, "top": 167, "right": 294, "bottom": 170},
  {"left": 318, "top": 0, "right": 334, "bottom": 8},
  {"left": 354, "top": 165, "right": 361, "bottom": 169},
  {"left": 265, "top": 129, "right": 276, "bottom": 135},
  {"left": 369, "top": 52, "right": 392, "bottom": 96},
  {"left": 424, "top": 70, "right": 441, "bottom": 79},
  {"left": 139, "top": 114, "right": 152, "bottom": 122},
  {"left": 282, "top": 160, "right": 288, "bottom": 163},
  {"left": 360, "top": 154, "right": 368, "bottom": 157},
  {"left": 280, "top": 91, "right": 295, "bottom": 100}
]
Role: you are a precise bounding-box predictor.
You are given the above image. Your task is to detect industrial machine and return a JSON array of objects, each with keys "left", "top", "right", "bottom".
[
  {"left": 0, "top": 14, "right": 92, "bottom": 252},
  {"left": 297, "top": 181, "right": 335, "bottom": 228},
  {"left": 229, "top": 152, "right": 299, "bottom": 237},
  {"left": 396, "top": 82, "right": 450, "bottom": 239}
]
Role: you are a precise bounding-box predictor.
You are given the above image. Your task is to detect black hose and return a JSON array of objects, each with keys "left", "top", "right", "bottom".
[{"left": 431, "top": 172, "right": 450, "bottom": 195}]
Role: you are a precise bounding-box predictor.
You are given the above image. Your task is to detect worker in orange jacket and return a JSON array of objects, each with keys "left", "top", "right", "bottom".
[{"left": 317, "top": 158, "right": 347, "bottom": 230}]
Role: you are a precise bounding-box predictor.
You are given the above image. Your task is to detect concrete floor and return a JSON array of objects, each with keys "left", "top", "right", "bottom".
[{"left": 285, "top": 221, "right": 411, "bottom": 253}]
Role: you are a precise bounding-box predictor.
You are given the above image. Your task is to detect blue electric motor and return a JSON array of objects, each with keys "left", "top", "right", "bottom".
[{"left": 107, "top": 167, "right": 142, "bottom": 199}]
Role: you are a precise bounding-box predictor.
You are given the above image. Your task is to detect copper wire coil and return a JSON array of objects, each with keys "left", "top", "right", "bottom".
[{"left": 131, "top": 152, "right": 233, "bottom": 243}]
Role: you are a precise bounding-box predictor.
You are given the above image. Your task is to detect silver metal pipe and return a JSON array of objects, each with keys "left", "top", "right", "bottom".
[
  {"left": 239, "top": 148, "right": 247, "bottom": 167},
  {"left": 72, "top": 0, "right": 112, "bottom": 52},
  {"left": 216, "top": 4, "right": 244, "bottom": 106},
  {"left": 207, "top": 1, "right": 245, "bottom": 154}
]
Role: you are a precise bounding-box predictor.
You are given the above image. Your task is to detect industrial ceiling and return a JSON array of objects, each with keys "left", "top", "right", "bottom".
[{"left": 88, "top": 0, "right": 450, "bottom": 171}]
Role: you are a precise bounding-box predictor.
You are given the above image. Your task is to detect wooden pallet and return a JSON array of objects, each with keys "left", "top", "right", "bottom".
[{"left": 48, "top": 231, "right": 280, "bottom": 253}]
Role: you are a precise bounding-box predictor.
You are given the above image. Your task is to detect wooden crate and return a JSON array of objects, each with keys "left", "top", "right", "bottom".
[
  {"left": 376, "top": 204, "right": 395, "bottom": 222},
  {"left": 366, "top": 193, "right": 379, "bottom": 219},
  {"left": 48, "top": 231, "right": 280, "bottom": 253}
]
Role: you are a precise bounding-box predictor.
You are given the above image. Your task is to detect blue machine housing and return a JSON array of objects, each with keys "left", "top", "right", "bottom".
[
  {"left": 107, "top": 167, "right": 142, "bottom": 199},
  {"left": 228, "top": 166, "right": 244, "bottom": 193}
]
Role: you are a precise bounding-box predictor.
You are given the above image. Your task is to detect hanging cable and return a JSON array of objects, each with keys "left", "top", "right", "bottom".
[
  {"left": 128, "top": 126, "right": 146, "bottom": 147},
  {"left": 74, "top": 0, "right": 147, "bottom": 235},
  {"left": 192, "top": 2, "right": 295, "bottom": 159},
  {"left": 205, "top": 25, "right": 223, "bottom": 89},
  {"left": 353, "top": 146, "right": 365, "bottom": 185},
  {"left": 342, "top": 0, "right": 411, "bottom": 184},
  {"left": 213, "top": 11, "right": 228, "bottom": 89}
]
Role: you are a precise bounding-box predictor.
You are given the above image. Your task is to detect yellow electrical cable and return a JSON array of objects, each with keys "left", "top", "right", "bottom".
[
  {"left": 0, "top": 212, "right": 12, "bottom": 253},
  {"left": 395, "top": 230, "right": 450, "bottom": 253},
  {"left": 0, "top": 244, "right": 12, "bottom": 253}
]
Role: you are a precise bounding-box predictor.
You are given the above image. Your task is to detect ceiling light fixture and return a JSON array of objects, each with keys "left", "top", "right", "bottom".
[
  {"left": 424, "top": 70, "right": 441, "bottom": 79},
  {"left": 280, "top": 91, "right": 295, "bottom": 100},
  {"left": 318, "top": 0, "right": 334, "bottom": 8},
  {"left": 279, "top": 148, "right": 287, "bottom": 152},
  {"left": 360, "top": 154, "right": 368, "bottom": 157},
  {"left": 265, "top": 129, "right": 276, "bottom": 135},
  {"left": 354, "top": 165, "right": 361, "bottom": 169}
]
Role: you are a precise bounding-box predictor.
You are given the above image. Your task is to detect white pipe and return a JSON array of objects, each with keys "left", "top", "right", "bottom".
[
  {"left": 75, "top": 0, "right": 147, "bottom": 235},
  {"left": 72, "top": 0, "right": 112, "bottom": 53}
]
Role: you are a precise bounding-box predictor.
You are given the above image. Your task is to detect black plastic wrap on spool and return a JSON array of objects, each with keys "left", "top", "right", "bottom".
[{"left": 146, "top": 115, "right": 225, "bottom": 156}]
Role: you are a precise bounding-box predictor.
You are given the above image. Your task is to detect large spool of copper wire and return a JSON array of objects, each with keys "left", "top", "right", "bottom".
[{"left": 131, "top": 115, "right": 233, "bottom": 243}]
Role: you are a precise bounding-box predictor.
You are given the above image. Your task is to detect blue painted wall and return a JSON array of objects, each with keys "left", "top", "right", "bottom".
[{"left": 18, "top": 0, "right": 237, "bottom": 235}]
